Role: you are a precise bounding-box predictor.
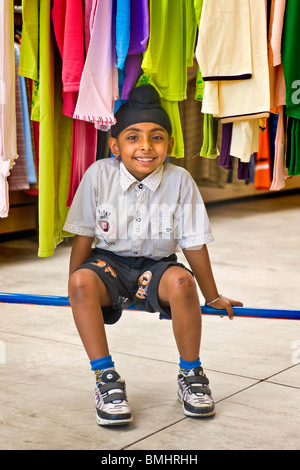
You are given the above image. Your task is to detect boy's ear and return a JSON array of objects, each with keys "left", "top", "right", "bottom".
[
  {"left": 167, "top": 136, "right": 174, "bottom": 155},
  {"left": 109, "top": 136, "right": 120, "bottom": 156}
]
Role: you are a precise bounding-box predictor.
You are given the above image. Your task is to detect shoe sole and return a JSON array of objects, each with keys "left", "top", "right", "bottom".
[
  {"left": 178, "top": 393, "right": 216, "bottom": 418},
  {"left": 95, "top": 409, "right": 133, "bottom": 426}
]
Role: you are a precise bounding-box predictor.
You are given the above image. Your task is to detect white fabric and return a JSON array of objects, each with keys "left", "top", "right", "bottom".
[
  {"left": 196, "top": 0, "right": 252, "bottom": 80},
  {"left": 198, "top": 0, "right": 270, "bottom": 122}
]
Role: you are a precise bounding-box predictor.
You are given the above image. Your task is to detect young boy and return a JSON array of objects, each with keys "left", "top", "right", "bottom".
[{"left": 64, "top": 84, "right": 242, "bottom": 426}]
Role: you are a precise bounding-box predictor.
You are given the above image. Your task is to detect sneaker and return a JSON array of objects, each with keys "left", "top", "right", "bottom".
[
  {"left": 177, "top": 366, "right": 215, "bottom": 418},
  {"left": 94, "top": 369, "right": 133, "bottom": 426}
]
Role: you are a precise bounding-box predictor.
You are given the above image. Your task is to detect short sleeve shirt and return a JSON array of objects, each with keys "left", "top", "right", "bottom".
[{"left": 63, "top": 158, "right": 214, "bottom": 260}]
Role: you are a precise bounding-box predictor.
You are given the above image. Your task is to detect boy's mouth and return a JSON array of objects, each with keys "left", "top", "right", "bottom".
[{"left": 135, "top": 157, "right": 155, "bottom": 162}]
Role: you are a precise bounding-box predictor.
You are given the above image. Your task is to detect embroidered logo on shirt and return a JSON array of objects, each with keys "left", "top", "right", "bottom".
[{"left": 96, "top": 207, "right": 116, "bottom": 239}]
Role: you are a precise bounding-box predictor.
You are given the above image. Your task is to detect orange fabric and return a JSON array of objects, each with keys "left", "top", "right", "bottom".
[{"left": 254, "top": 119, "right": 272, "bottom": 189}]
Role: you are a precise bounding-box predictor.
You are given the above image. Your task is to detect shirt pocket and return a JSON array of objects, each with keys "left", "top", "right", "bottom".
[{"left": 151, "top": 216, "right": 174, "bottom": 239}]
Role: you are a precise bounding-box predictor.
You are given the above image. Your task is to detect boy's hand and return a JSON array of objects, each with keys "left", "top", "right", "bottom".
[{"left": 206, "top": 296, "right": 243, "bottom": 320}]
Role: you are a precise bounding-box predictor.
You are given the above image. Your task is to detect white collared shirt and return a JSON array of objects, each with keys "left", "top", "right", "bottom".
[{"left": 64, "top": 158, "right": 214, "bottom": 259}]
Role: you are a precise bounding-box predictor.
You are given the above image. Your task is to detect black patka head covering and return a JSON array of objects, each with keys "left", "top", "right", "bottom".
[{"left": 111, "top": 84, "right": 172, "bottom": 138}]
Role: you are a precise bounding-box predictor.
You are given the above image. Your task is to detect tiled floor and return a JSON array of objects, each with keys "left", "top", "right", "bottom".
[{"left": 0, "top": 192, "right": 299, "bottom": 450}]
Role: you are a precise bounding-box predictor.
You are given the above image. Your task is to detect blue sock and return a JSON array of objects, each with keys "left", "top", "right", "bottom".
[
  {"left": 90, "top": 355, "right": 115, "bottom": 371},
  {"left": 179, "top": 357, "right": 201, "bottom": 372}
]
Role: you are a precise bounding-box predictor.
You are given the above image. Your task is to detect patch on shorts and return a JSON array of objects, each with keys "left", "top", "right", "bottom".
[
  {"left": 94, "top": 259, "right": 118, "bottom": 278},
  {"left": 135, "top": 270, "right": 152, "bottom": 300}
]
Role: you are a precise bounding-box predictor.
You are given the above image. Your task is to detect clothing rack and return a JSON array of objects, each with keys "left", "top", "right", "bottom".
[{"left": 0, "top": 292, "right": 299, "bottom": 320}]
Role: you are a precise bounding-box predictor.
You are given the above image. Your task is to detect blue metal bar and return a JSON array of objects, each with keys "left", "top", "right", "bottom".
[{"left": 0, "top": 292, "right": 299, "bottom": 320}]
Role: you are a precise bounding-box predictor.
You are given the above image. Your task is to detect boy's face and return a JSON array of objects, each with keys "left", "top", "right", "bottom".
[{"left": 109, "top": 122, "right": 174, "bottom": 181}]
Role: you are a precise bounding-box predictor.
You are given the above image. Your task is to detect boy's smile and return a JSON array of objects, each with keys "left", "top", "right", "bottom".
[{"left": 109, "top": 122, "right": 174, "bottom": 181}]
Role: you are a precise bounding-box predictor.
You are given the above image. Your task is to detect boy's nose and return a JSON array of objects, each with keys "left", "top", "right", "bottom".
[{"left": 140, "top": 135, "right": 152, "bottom": 151}]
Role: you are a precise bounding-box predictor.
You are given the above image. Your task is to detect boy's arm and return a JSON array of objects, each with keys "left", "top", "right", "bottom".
[
  {"left": 68, "top": 235, "right": 94, "bottom": 277},
  {"left": 182, "top": 245, "right": 243, "bottom": 319}
]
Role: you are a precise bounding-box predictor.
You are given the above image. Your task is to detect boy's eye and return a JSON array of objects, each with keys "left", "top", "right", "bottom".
[{"left": 128, "top": 135, "right": 138, "bottom": 141}]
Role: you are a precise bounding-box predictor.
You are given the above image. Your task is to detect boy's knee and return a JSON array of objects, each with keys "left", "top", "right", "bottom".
[
  {"left": 69, "top": 269, "right": 94, "bottom": 297},
  {"left": 167, "top": 269, "right": 196, "bottom": 295}
]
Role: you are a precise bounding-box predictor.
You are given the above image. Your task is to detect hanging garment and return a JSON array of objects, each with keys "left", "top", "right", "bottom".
[
  {"left": 281, "top": 0, "right": 300, "bottom": 120},
  {"left": 115, "top": 0, "right": 131, "bottom": 70},
  {"left": 52, "top": 0, "right": 97, "bottom": 206},
  {"left": 138, "top": 0, "right": 197, "bottom": 158},
  {"left": 19, "top": 0, "right": 73, "bottom": 256},
  {"left": 0, "top": 0, "right": 18, "bottom": 217},
  {"left": 281, "top": 0, "right": 300, "bottom": 178},
  {"left": 120, "top": 0, "right": 149, "bottom": 101},
  {"left": 286, "top": 117, "right": 300, "bottom": 176},
  {"left": 15, "top": 43, "right": 36, "bottom": 185},
  {"left": 254, "top": 120, "right": 272, "bottom": 190},
  {"left": 270, "top": 0, "right": 286, "bottom": 68},
  {"left": 219, "top": 123, "right": 251, "bottom": 180},
  {"left": 197, "top": 0, "right": 252, "bottom": 81},
  {"left": 8, "top": 44, "right": 30, "bottom": 192},
  {"left": 230, "top": 119, "right": 260, "bottom": 163},
  {"left": 200, "top": 114, "right": 219, "bottom": 159},
  {"left": 198, "top": 0, "right": 270, "bottom": 123},
  {"left": 268, "top": 0, "right": 286, "bottom": 113},
  {"left": 127, "top": 0, "right": 149, "bottom": 56},
  {"left": 270, "top": 107, "right": 288, "bottom": 190},
  {"left": 73, "top": 0, "right": 118, "bottom": 131}
]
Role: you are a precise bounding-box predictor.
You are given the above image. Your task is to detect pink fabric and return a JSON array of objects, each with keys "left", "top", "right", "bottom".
[
  {"left": 73, "top": 0, "right": 118, "bottom": 130},
  {"left": 270, "top": 0, "right": 286, "bottom": 67},
  {"left": 52, "top": 0, "right": 82, "bottom": 117},
  {"left": 84, "top": 0, "right": 98, "bottom": 54},
  {"left": 270, "top": 107, "right": 288, "bottom": 190},
  {"left": 66, "top": 120, "right": 97, "bottom": 206},
  {"left": 52, "top": 0, "right": 85, "bottom": 93},
  {"left": 268, "top": 0, "right": 286, "bottom": 112},
  {"left": 52, "top": 0, "right": 97, "bottom": 206}
]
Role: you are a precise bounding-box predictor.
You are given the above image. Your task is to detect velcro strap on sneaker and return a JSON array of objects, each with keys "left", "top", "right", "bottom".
[
  {"left": 184, "top": 375, "right": 209, "bottom": 386},
  {"left": 189, "top": 385, "right": 212, "bottom": 395},
  {"left": 99, "top": 381, "right": 125, "bottom": 394},
  {"left": 103, "top": 392, "right": 127, "bottom": 404}
]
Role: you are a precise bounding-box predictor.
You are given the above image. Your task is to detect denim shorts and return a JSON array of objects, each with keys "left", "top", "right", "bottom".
[{"left": 75, "top": 248, "right": 191, "bottom": 324}]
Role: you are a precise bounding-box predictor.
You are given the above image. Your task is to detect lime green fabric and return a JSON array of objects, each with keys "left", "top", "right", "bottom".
[
  {"left": 138, "top": 0, "right": 197, "bottom": 158},
  {"left": 200, "top": 114, "right": 219, "bottom": 159},
  {"left": 18, "top": 0, "right": 40, "bottom": 121}
]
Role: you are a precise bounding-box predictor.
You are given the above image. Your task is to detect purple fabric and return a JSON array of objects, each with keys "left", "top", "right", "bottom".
[
  {"left": 121, "top": 54, "right": 143, "bottom": 100},
  {"left": 120, "top": 0, "right": 149, "bottom": 100},
  {"left": 219, "top": 123, "right": 233, "bottom": 170},
  {"left": 128, "top": 0, "right": 149, "bottom": 55},
  {"left": 220, "top": 122, "right": 250, "bottom": 179}
]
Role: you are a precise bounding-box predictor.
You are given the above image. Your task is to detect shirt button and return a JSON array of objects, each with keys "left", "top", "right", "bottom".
[{"left": 138, "top": 183, "right": 143, "bottom": 189}]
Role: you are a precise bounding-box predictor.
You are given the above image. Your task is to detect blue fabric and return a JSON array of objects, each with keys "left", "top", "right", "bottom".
[{"left": 115, "top": 0, "right": 131, "bottom": 70}]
